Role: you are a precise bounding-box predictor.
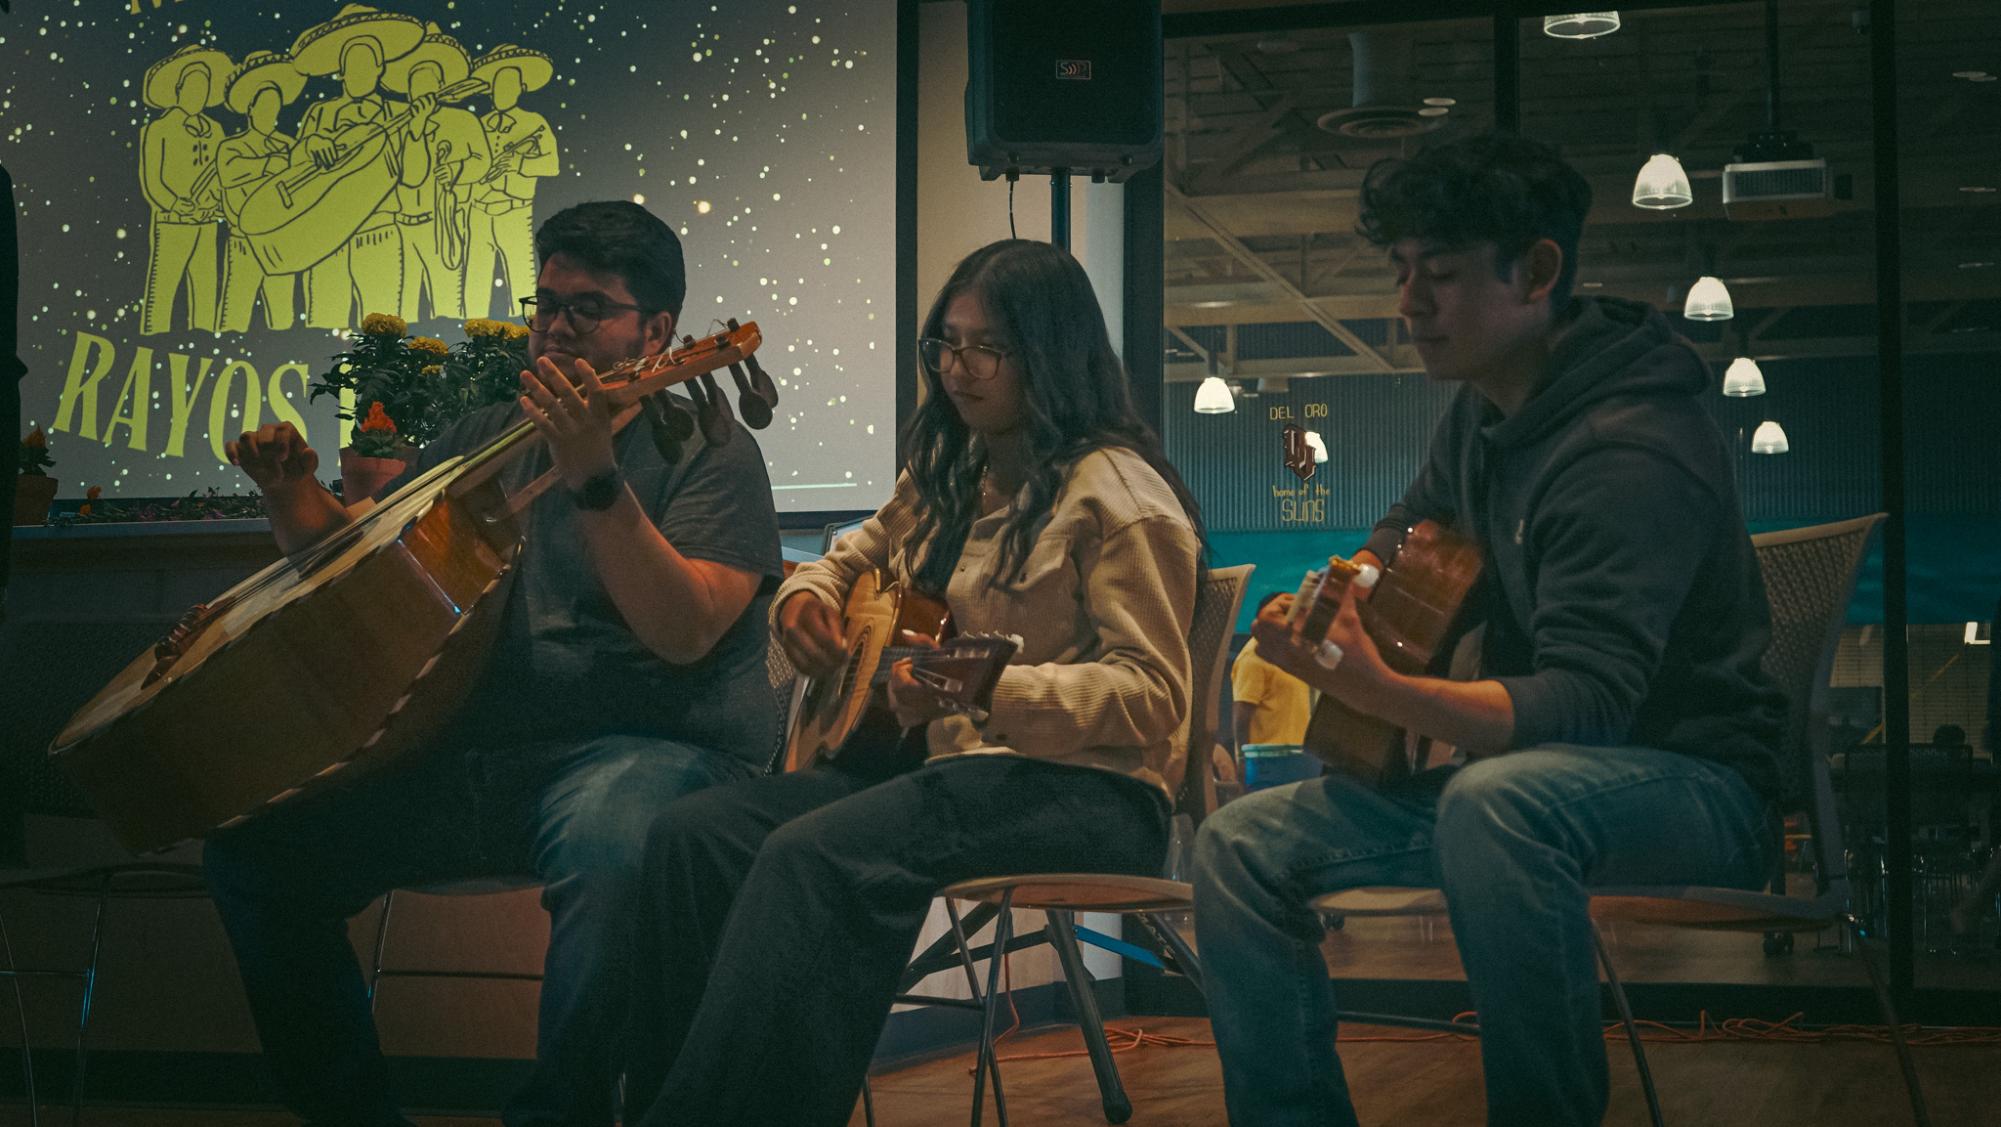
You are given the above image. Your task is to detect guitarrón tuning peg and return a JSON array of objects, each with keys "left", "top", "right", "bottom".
[
  {"left": 725, "top": 318, "right": 780, "bottom": 430},
  {"left": 642, "top": 393, "right": 687, "bottom": 464},
  {"left": 695, "top": 371, "right": 736, "bottom": 447},
  {"left": 728, "top": 362, "right": 774, "bottom": 429},
  {"left": 648, "top": 389, "right": 696, "bottom": 440}
]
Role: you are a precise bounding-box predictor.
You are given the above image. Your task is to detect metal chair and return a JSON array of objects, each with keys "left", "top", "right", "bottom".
[
  {"left": 870, "top": 563, "right": 1252, "bottom": 1127},
  {"left": 1, "top": 860, "right": 207, "bottom": 1127},
  {"left": 1313, "top": 514, "right": 1930, "bottom": 1127}
]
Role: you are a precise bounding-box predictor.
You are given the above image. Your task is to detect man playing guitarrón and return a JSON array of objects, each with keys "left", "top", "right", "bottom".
[
  {"left": 1190, "top": 133, "right": 1788, "bottom": 1127},
  {"left": 204, "top": 201, "right": 782, "bottom": 1127}
]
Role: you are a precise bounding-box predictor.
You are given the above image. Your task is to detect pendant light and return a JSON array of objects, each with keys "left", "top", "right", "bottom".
[
  {"left": 1683, "top": 275, "right": 1735, "bottom": 321},
  {"left": 1632, "top": 153, "right": 1693, "bottom": 209},
  {"left": 1721, "top": 356, "right": 1766, "bottom": 397},
  {"left": 1750, "top": 420, "right": 1789, "bottom": 454},
  {"left": 1543, "top": 12, "right": 1622, "bottom": 39},
  {"left": 1305, "top": 430, "right": 1329, "bottom": 464},
  {"left": 1194, "top": 376, "right": 1235, "bottom": 414}
]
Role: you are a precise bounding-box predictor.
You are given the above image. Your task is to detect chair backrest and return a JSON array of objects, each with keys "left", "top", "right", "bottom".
[
  {"left": 1751, "top": 513, "right": 1884, "bottom": 897},
  {"left": 1175, "top": 563, "right": 1254, "bottom": 824},
  {"left": 764, "top": 626, "right": 800, "bottom": 774}
]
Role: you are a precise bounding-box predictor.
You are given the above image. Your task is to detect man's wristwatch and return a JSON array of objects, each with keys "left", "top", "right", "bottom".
[{"left": 569, "top": 469, "right": 623, "bottom": 511}]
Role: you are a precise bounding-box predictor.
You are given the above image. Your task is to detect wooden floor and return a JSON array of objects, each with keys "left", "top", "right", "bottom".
[{"left": 3, "top": 1016, "right": 1995, "bottom": 1126}]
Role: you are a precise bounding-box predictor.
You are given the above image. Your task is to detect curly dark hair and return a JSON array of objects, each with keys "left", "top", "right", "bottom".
[
  {"left": 533, "top": 200, "right": 688, "bottom": 321},
  {"left": 1356, "top": 132, "right": 1593, "bottom": 311},
  {"left": 904, "top": 239, "right": 1205, "bottom": 594}
]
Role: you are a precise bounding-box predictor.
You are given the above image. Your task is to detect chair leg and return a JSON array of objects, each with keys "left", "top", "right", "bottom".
[
  {"left": 1139, "top": 912, "right": 1204, "bottom": 996},
  {"left": 71, "top": 878, "right": 113, "bottom": 1127},
  {"left": 860, "top": 1072, "right": 878, "bottom": 1127},
  {"left": 945, "top": 898, "right": 1006, "bottom": 1127},
  {"left": 945, "top": 900, "right": 992, "bottom": 1001},
  {"left": 1046, "top": 910, "right": 1132, "bottom": 1125},
  {"left": 969, "top": 890, "right": 1014, "bottom": 1127},
  {"left": 1590, "top": 922, "right": 1664, "bottom": 1127},
  {"left": 1, "top": 907, "right": 41, "bottom": 1127},
  {"left": 1846, "top": 914, "right": 1932, "bottom": 1127},
  {"left": 367, "top": 889, "right": 398, "bottom": 1014}
]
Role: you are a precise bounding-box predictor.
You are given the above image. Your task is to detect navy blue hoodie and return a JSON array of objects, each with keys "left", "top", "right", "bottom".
[{"left": 1365, "top": 296, "right": 1787, "bottom": 801}]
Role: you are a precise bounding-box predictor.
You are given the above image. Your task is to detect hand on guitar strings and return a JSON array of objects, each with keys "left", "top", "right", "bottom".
[
  {"left": 1250, "top": 584, "right": 1394, "bottom": 713},
  {"left": 885, "top": 642, "right": 956, "bottom": 729},
  {"left": 519, "top": 356, "right": 619, "bottom": 493},
  {"left": 777, "top": 593, "right": 848, "bottom": 680}
]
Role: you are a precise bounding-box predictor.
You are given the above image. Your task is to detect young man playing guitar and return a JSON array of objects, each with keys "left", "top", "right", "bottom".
[
  {"left": 207, "top": 200, "right": 781, "bottom": 1127},
  {"left": 1191, "top": 133, "right": 1787, "bottom": 1127}
]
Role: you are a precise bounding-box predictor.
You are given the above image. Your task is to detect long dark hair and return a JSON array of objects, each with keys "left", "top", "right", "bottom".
[{"left": 904, "top": 239, "right": 1205, "bottom": 593}]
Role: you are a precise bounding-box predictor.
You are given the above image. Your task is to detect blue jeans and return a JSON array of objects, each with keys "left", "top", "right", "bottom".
[
  {"left": 1191, "top": 745, "right": 1775, "bottom": 1127},
  {"left": 202, "top": 735, "right": 755, "bottom": 1127}
]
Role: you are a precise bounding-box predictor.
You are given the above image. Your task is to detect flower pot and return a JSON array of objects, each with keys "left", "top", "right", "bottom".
[
  {"left": 340, "top": 447, "right": 411, "bottom": 506},
  {"left": 12, "top": 474, "right": 59, "bottom": 526}
]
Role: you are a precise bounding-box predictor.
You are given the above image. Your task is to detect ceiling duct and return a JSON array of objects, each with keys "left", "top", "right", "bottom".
[
  {"left": 1722, "top": 0, "right": 1836, "bottom": 219},
  {"left": 1316, "top": 31, "right": 1440, "bottom": 141}
]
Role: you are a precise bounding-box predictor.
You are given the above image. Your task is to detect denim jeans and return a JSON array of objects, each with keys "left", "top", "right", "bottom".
[
  {"left": 202, "top": 734, "right": 754, "bottom": 1127},
  {"left": 621, "top": 753, "right": 1170, "bottom": 1127},
  {"left": 1191, "top": 744, "right": 1775, "bottom": 1127}
]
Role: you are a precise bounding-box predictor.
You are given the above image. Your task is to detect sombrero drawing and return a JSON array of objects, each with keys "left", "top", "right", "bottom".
[
  {"left": 290, "top": 4, "right": 424, "bottom": 78},
  {"left": 143, "top": 44, "right": 232, "bottom": 111},
  {"left": 471, "top": 44, "right": 555, "bottom": 93},
  {"left": 382, "top": 22, "right": 472, "bottom": 93},
  {"left": 224, "top": 50, "right": 307, "bottom": 115}
]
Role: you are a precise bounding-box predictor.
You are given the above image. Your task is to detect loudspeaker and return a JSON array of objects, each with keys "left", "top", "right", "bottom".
[{"left": 965, "top": 0, "right": 1162, "bottom": 182}]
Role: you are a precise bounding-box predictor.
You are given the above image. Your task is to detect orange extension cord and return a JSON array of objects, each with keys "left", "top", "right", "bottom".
[{"left": 972, "top": 953, "right": 2001, "bottom": 1070}]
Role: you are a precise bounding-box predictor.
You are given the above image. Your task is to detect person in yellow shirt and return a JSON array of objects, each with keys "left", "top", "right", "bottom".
[{"left": 1231, "top": 592, "right": 1313, "bottom": 750}]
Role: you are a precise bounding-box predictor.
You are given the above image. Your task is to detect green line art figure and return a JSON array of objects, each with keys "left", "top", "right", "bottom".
[
  {"left": 216, "top": 50, "right": 306, "bottom": 332},
  {"left": 285, "top": 4, "right": 433, "bottom": 329},
  {"left": 382, "top": 24, "right": 490, "bottom": 323},
  {"left": 464, "top": 45, "right": 558, "bottom": 321},
  {"left": 139, "top": 44, "right": 230, "bottom": 336}
]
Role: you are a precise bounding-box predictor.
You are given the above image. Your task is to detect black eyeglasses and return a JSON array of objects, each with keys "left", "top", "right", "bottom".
[
  {"left": 917, "top": 336, "right": 1011, "bottom": 380},
  {"left": 519, "top": 295, "right": 648, "bottom": 336}
]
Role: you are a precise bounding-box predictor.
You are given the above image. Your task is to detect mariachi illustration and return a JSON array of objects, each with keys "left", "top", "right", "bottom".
[
  {"left": 139, "top": 43, "right": 230, "bottom": 336},
  {"left": 135, "top": 4, "right": 559, "bottom": 336},
  {"left": 464, "top": 44, "right": 560, "bottom": 321},
  {"left": 382, "top": 24, "right": 491, "bottom": 323},
  {"left": 216, "top": 50, "right": 305, "bottom": 332}
]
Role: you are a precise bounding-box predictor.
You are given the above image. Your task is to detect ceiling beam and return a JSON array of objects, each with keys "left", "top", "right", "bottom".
[{"left": 1170, "top": 184, "right": 1396, "bottom": 370}]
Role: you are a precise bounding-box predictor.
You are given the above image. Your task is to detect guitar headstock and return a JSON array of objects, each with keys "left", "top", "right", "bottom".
[
  {"left": 594, "top": 321, "right": 779, "bottom": 449},
  {"left": 907, "top": 633, "right": 1020, "bottom": 715}
]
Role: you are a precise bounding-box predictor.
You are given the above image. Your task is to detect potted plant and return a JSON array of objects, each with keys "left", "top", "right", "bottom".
[
  {"left": 340, "top": 401, "right": 410, "bottom": 505},
  {"left": 15, "top": 427, "right": 59, "bottom": 526},
  {"left": 310, "top": 312, "right": 530, "bottom": 503}
]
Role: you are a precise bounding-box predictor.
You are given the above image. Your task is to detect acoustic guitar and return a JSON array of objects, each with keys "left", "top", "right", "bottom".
[
  {"left": 51, "top": 323, "right": 780, "bottom": 852},
  {"left": 782, "top": 570, "right": 1019, "bottom": 773},
  {"left": 1287, "top": 520, "right": 1484, "bottom": 788}
]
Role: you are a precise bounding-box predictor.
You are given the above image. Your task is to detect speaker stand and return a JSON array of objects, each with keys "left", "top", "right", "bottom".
[{"left": 1050, "top": 170, "right": 1071, "bottom": 251}]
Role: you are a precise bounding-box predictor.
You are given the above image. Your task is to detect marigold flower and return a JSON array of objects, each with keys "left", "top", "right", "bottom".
[
  {"left": 465, "top": 318, "right": 506, "bottom": 338},
  {"left": 503, "top": 322, "right": 531, "bottom": 340},
  {"left": 360, "top": 312, "right": 408, "bottom": 337},
  {"left": 24, "top": 428, "right": 46, "bottom": 448},
  {"left": 409, "top": 336, "right": 449, "bottom": 356}
]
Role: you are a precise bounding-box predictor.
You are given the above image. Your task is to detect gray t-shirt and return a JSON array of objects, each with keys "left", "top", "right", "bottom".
[{"left": 375, "top": 396, "right": 782, "bottom": 765}]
